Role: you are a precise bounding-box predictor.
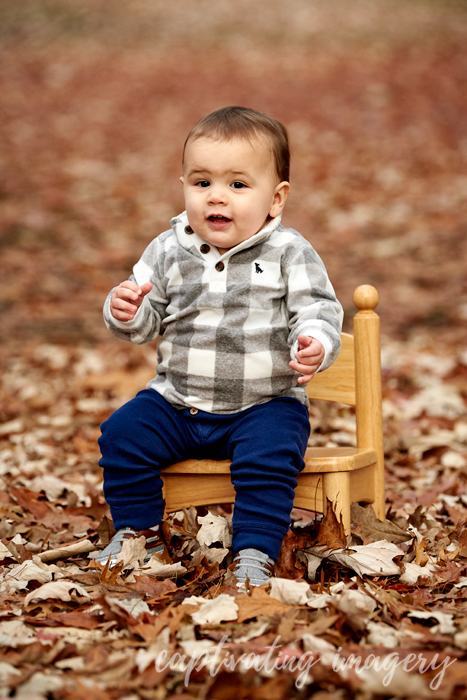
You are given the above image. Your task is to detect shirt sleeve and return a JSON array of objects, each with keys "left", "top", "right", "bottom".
[
  {"left": 103, "top": 237, "right": 168, "bottom": 345},
  {"left": 283, "top": 243, "right": 343, "bottom": 372}
]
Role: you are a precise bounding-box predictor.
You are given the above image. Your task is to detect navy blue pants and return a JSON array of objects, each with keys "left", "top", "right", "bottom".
[{"left": 98, "top": 390, "right": 310, "bottom": 560}]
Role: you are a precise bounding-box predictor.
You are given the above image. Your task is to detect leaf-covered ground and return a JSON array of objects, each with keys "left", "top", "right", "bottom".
[
  {"left": 1, "top": 339, "right": 467, "bottom": 698},
  {"left": 1, "top": 1, "right": 467, "bottom": 698}
]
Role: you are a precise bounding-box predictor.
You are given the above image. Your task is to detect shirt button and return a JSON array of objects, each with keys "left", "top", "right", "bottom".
[
  {"left": 184, "top": 225, "right": 194, "bottom": 234},
  {"left": 190, "top": 407, "right": 199, "bottom": 415},
  {"left": 200, "top": 244, "right": 210, "bottom": 254},
  {"left": 215, "top": 261, "right": 225, "bottom": 272}
]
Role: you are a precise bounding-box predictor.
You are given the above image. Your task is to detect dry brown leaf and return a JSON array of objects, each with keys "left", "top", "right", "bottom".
[
  {"left": 313, "top": 498, "right": 347, "bottom": 550},
  {"left": 415, "top": 537, "right": 429, "bottom": 566},
  {"left": 196, "top": 513, "right": 231, "bottom": 547},
  {"left": 351, "top": 503, "right": 411, "bottom": 544},
  {"left": 9, "top": 486, "right": 52, "bottom": 521},
  {"left": 268, "top": 578, "right": 310, "bottom": 605},
  {"left": 38, "top": 540, "right": 98, "bottom": 563},
  {"left": 306, "top": 540, "right": 404, "bottom": 577},
  {"left": 127, "top": 576, "right": 177, "bottom": 597},
  {"left": 47, "top": 612, "right": 101, "bottom": 630},
  {"left": 24, "top": 580, "right": 91, "bottom": 605},
  {"left": 275, "top": 529, "right": 306, "bottom": 579},
  {"left": 399, "top": 561, "right": 437, "bottom": 584},
  {"left": 189, "top": 594, "right": 238, "bottom": 625},
  {"left": 235, "top": 587, "right": 294, "bottom": 623}
]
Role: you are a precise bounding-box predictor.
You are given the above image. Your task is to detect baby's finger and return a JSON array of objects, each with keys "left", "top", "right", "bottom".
[
  {"left": 115, "top": 286, "right": 140, "bottom": 302},
  {"left": 297, "top": 344, "right": 322, "bottom": 359},
  {"left": 119, "top": 280, "right": 141, "bottom": 292},
  {"left": 139, "top": 281, "right": 153, "bottom": 297},
  {"left": 297, "top": 334, "right": 314, "bottom": 348},
  {"left": 110, "top": 307, "right": 136, "bottom": 321},
  {"left": 289, "top": 359, "right": 320, "bottom": 376},
  {"left": 289, "top": 363, "right": 315, "bottom": 384},
  {"left": 113, "top": 297, "right": 138, "bottom": 314},
  {"left": 297, "top": 373, "right": 314, "bottom": 384}
]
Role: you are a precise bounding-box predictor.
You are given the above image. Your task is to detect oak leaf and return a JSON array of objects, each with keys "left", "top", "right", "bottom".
[{"left": 235, "top": 587, "right": 294, "bottom": 623}]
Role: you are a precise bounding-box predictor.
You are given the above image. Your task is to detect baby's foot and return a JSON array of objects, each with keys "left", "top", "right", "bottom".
[
  {"left": 233, "top": 548, "right": 275, "bottom": 589},
  {"left": 90, "top": 526, "right": 164, "bottom": 568}
]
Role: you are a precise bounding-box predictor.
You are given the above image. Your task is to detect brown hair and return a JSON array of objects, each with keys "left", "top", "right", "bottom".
[{"left": 183, "top": 106, "right": 290, "bottom": 182}]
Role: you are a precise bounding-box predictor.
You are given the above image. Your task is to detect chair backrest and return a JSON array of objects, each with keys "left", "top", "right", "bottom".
[
  {"left": 306, "top": 333, "right": 356, "bottom": 406},
  {"left": 305, "top": 285, "right": 384, "bottom": 518}
]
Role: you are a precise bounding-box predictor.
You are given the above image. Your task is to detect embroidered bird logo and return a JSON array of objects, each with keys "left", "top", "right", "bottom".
[{"left": 255, "top": 263, "right": 264, "bottom": 274}]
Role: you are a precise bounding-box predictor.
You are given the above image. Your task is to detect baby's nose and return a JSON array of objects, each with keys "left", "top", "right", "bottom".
[{"left": 208, "top": 186, "right": 227, "bottom": 204}]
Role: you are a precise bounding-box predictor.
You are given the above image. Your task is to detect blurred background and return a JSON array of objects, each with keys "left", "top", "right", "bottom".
[{"left": 1, "top": 0, "right": 466, "bottom": 360}]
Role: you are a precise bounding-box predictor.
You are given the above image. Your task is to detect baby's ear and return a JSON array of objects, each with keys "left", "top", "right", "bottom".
[
  {"left": 269, "top": 181, "right": 290, "bottom": 218},
  {"left": 180, "top": 176, "right": 184, "bottom": 184}
]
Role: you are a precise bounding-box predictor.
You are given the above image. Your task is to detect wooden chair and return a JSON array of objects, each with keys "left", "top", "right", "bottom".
[{"left": 162, "top": 285, "right": 385, "bottom": 535}]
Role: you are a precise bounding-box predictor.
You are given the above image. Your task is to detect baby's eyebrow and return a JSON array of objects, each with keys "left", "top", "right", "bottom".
[{"left": 187, "top": 168, "right": 249, "bottom": 178}]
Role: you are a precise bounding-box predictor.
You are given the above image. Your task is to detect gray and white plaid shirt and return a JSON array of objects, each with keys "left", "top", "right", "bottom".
[{"left": 104, "top": 212, "right": 343, "bottom": 414}]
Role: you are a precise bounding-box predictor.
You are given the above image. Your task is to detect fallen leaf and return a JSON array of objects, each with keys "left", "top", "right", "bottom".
[
  {"left": 351, "top": 504, "right": 411, "bottom": 543},
  {"left": 399, "top": 561, "right": 437, "bottom": 584},
  {"left": 334, "top": 588, "right": 377, "bottom": 630},
  {"left": 47, "top": 612, "right": 101, "bottom": 630},
  {"left": 39, "top": 539, "right": 98, "bottom": 562},
  {"left": 1, "top": 560, "right": 54, "bottom": 594},
  {"left": 141, "top": 556, "right": 187, "bottom": 579},
  {"left": 407, "top": 611, "right": 457, "bottom": 635},
  {"left": 105, "top": 595, "right": 152, "bottom": 619},
  {"left": 275, "top": 529, "right": 306, "bottom": 579},
  {"left": 115, "top": 536, "right": 147, "bottom": 570},
  {"left": 196, "top": 513, "right": 232, "bottom": 547},
  {"left": 301, "top": 633, "right": 338, "bottom": 667},
  {"left": 24, "top": 580, "right": 91, "bottom": 605},
  {"left": 305, "top": 540, "right": 404, "bottom": 577},
  {"left": 127, "top": 576, "right": 177, "bottom": 597},
  {"left": 235, "top": 587, "right": 294, "bottom": 623},
  {"left": 313, "top": 498, "right": 347, "bottom": 550},
  {"left": 135, "top": 627, "right": 172, "bottom": 672},
  {"left": 268, "top": 578, "right": 310, "bottom": 605}
]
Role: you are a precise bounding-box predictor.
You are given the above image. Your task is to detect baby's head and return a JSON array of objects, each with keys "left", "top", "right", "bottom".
[
  {"left": 183, "top": 106, "right": 290, "bottom": 183},
  {"left": 180, "top": 106, "right": 290, "bottom": 255}
]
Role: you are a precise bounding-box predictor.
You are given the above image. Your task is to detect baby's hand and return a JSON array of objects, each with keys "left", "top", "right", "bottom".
[
  {"left": 110, "top": 281, "right": 153, "bottom": 321},
  {"left": 289, "top": 335, "right": 325, "bottom": 384}
]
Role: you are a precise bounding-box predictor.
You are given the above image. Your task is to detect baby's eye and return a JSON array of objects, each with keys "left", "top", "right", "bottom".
[
  {"left": 196, "top": 180, "right": 210, "bottom": 188},
  {"left": 231, "top": 181, "right": 246, "bottom": 189}
]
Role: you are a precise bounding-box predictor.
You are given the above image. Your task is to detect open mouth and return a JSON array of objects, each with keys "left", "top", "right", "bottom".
[{"left": 208, "top": 215, "right": 232, "bottom": 224}]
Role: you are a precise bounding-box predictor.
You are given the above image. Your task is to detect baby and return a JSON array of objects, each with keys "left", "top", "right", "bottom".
[{"left": 94, "top": 106, "right": 343, "bottom": 586}]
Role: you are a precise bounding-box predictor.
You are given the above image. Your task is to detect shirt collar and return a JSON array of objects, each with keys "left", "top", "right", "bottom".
[{"left": 170, "top": 211, "right": 282, "bottom": 256}]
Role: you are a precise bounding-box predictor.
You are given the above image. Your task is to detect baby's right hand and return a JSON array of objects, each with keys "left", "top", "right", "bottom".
[{"left": 110, "top": 281, "right": 153, "bottom": 321}]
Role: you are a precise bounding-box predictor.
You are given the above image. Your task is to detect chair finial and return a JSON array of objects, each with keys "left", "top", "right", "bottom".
[{"left": 353, "top": 285, "right": 379, "bottom": 311}]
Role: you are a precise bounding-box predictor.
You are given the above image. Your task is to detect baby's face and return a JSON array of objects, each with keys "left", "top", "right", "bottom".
[{"left": 181, "top": 136, "right": 289, "bottom": 254}]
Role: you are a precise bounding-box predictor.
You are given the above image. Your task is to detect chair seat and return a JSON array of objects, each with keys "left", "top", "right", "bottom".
[
  {"left": 163, "top": 446, "right": 376, "bottom": 477},
  {"left": 304, "top": 446, "right": 377, "bottom": 472},
  {"left": 162, "top": 448, "right": 378, "bottom": 518},
  {"left": 164, "top": 459, "right": 231, "bottom": 474}
]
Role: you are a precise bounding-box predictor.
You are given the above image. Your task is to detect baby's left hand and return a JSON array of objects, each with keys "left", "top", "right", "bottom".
[{"left": 289, "top": 335, "right": 325, "bottom": 384}]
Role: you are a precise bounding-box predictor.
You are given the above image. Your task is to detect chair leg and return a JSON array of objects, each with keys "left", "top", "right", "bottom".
[{"left": 322, "top": 471, "right": 351, "bottom": 537}]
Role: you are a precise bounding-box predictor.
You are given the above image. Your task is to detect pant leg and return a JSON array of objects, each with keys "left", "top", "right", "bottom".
[
  {"left": 98, "top": 389, "right": 193, "bottom": 530},
  {"left": 226, "top": 397, "right": 310, "bottom": 560}
]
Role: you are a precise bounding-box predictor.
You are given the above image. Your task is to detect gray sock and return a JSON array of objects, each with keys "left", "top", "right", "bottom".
[
  {"left": 91, "top": 527, "right": 136, "bottom": 566},
  {"left": 233, "top": 548, "right": 275, "bottom": 586}
]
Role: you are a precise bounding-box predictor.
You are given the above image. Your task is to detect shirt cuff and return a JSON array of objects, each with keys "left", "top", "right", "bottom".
[{"left": 105, "top": 298, "right": 146, "bottom": 330}]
